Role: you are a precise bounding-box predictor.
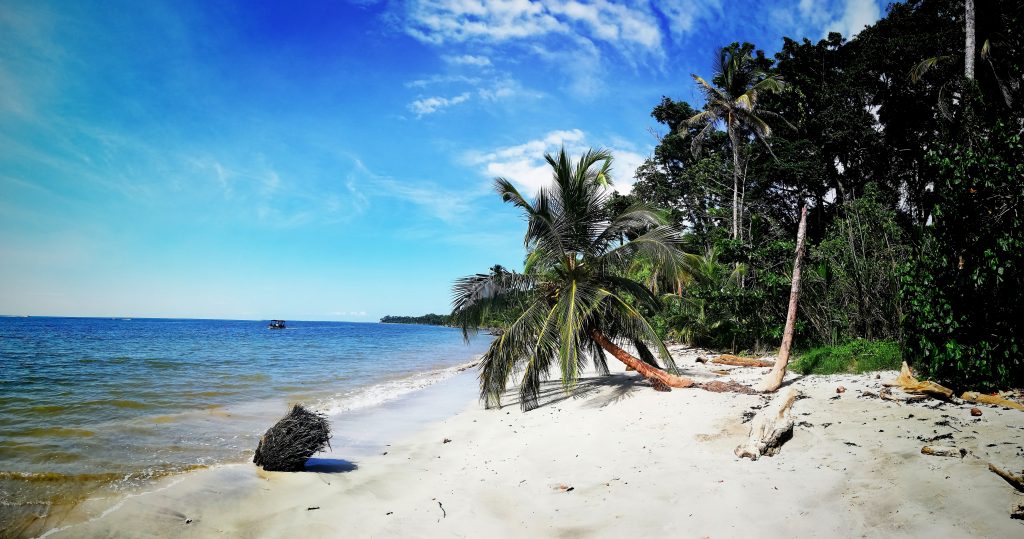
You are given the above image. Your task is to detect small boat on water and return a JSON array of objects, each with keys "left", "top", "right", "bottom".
[{"left": 268, "top": 320, "right": 286, "bottom": 329}]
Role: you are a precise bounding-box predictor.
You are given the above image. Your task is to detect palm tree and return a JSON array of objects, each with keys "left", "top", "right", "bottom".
[
  {"left": 686, "top": 44, "right": 788, "bottom": 241},
  {"left": 451, "top": 148, "right": 694, "bottom": 410}
]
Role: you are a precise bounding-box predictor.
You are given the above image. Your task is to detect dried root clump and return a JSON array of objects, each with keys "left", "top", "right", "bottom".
[{"left": 253, "top": 405, "right": 331, "bottom": 471}]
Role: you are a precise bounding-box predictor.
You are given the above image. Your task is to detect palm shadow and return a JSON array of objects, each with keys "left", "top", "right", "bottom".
[{"left": 498, "top": 372, "right": 648, "bottom": 411}]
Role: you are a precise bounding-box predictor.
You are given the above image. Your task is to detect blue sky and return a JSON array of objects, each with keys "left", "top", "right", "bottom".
[{"left": 0, "top": 0, "right": 886, "bottom": 320}]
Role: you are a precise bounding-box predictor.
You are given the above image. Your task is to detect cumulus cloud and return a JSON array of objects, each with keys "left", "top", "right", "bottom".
[
  {"left": 466, "top": 129, "right": 647, "bottom": 195},
  {"left": 408, "top": 92, "right": 471, "bottom": 116}
]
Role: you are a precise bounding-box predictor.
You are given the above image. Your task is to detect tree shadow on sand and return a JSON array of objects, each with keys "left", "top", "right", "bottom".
[
  {"left": 302, "top": 458, "right": 358, "bottom": 473},
  {"left": 497, "top": 373, "right": 650, "bottom": 411}
]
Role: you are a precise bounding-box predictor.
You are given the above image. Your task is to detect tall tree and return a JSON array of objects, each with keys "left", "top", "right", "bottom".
[
  {"left": 451, "top": 148, "right": 693, "bottom": 410},
  {"left": 965, "top": 0, "right": 975, "bottom": 79},
  {"left": 686, "top": 43, "right": 788, "bottom": 241}
]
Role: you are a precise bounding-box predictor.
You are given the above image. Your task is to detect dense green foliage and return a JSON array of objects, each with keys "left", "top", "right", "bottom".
[
  {"left": 620, "top": 0, "right": 1023, "bottom": 386},
  {"left": 380, "top": 314, "right": 450, "bottom": 326},
  {"left": 790, "top": 340, "right": 902, "bottom": 375},
  {"left": 903, "top": 123, "right": 1024, "bottom": 389},
  {"left": 458, "top": 0, "right": 1023, "bottom": 391}
]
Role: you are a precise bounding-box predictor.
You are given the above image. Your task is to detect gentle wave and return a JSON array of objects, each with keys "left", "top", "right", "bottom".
[{"left": 317, "top": 358, "right": 480, "bottom": 415}]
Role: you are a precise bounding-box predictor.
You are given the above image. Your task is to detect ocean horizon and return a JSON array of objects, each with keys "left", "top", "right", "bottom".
[{"left": 0, "top": 316, "right": 491, "bottom": 533}]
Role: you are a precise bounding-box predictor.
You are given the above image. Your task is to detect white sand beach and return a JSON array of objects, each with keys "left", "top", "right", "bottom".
[{"left": 45, "top": 346, "right": 1024, "bottom": 538}]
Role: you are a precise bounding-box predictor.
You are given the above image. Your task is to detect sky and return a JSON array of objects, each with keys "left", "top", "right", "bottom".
[{"left": 0, "top": 0, "right": 887, "bottom": 321}]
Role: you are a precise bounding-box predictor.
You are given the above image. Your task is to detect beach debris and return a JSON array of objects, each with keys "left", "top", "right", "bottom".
[
  {"left": 884, "top": 362, "right": 954, "bottom": 400},
  {"left": 971, "top": 407, "right": 983, "bottom": 416},
  {"left": 836, "top": 386, "right": 846, "bottom": 394},
  {"left": 962, "top": 391, "right": 1024, "bottom": 411},
  {"left": 443, "top": 438, "right": 452, "bottom": 444},
  {"left": 988, "top": 463, "right": 1024, "bottom": 492},
  {"left": 700, "top": 380, "right": 758, "bottom": 394},
  {"left": 1012, "top": 501, "right": 1024, "bottom": 520},
  {"left": 921, "top": 445, "right": 967, "bottom": 458},
  {"left": 553, "top": 483, "right": 574, "bottom": 492},
  {"left": 918, "top": 432, "right": 954, "bottom": 443},
  {"left": 709, "top": 354, "right": 775, "bottom": 368},
  {"left": 253, "top": 405, "right": 331, "bottom": 472},
  {"left": 307, "top": 506, "right": 320, "bottom": 511},
  {"left": 185, "top": 519, "right": 192, "bottom": 525},
  {"left": 437, "top": 501, "right": 446, "bottom": 518},
  {"left": 735, "top": 388, "right": 799, "bottom": 460}
]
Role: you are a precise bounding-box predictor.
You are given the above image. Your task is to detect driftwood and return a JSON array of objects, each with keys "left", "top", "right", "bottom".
[
  {"left": 711, "top": 355, "right": 775, "bottom": 368},
  {"left": 1012, "top": 501, "right": 1024, "bottom": 520},
  {"left": 253, "top": 405, "right": 331, "bottom": 471},
  {"left": 988, "top": 463, "right": 1024, "bottom": 492},
  {"left": 962, "top": 392, "right": 1024, "bottom": 411},
  {"left": 876, "top": 387, "right": 928, "bottom": 403},
  {"left": 759, "top": 205, "right": 808, "bottom": 392},
  {"left": 735, "top": 388, "right": 799, "bottom": 460},
  {"left": 921, "top": 445, "right": 967, "bottom": 458},
  {"left": 884, "top": 362, "right": 955, "bottom": 400},
  {"left": 700, "top": 380, "right": 758, "bottom": 394}
]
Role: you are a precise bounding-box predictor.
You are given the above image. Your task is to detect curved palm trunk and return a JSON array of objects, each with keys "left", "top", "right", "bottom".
[
  {"left": 759, "top": 205, "right": 808, "bottom": 392},
  {"left": 588, "top": 329, "right": 694, "bottom": 388}
]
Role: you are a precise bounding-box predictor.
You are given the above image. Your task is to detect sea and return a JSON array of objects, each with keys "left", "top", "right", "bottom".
[{"left": 0, "top": 317, "right": 491, "bottom": 536}]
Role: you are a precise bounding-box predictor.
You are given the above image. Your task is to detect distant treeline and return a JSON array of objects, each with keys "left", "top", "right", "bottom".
[{"left": 379, "top": 314, "right": 451, "bottom": 326}]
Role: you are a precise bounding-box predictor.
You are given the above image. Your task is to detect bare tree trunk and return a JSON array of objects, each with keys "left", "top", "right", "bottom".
[
  {"left": 758, "top": 205, "right": 808, "bottom": 392},
  {"left": 588, "top": 329, "right": 695, "bottom": 388},
  {"left": 965, "top": 0, "right": 975, "bottom": 80},
  {"left": 729, "top": 125, "right": 740, "bottom": 240}
]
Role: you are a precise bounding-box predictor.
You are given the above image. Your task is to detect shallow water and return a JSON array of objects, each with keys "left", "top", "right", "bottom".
[{"left": 0, "top": 317, "right": 490, "bottom": 534}]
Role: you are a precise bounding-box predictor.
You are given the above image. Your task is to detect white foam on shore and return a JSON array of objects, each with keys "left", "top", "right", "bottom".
[{"left": 316, "top": 358, "right": 481, "bottom": 416}]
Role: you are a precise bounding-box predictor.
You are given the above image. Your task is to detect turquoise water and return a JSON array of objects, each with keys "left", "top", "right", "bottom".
[{"left": 0, "top": 317, "right": 490, "bottom": 534}]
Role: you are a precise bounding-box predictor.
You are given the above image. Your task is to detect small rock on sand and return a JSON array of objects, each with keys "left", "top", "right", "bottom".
[
  {"left": 970, "top": 407, "right": 982, "bottom": 417},
  {"left": 836, "top": 386, "right": 846, "bottom": 394}
]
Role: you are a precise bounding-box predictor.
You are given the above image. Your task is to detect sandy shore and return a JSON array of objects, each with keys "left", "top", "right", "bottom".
[{"left": 44, "top": 346, "right": 1024, "bottom": 538}]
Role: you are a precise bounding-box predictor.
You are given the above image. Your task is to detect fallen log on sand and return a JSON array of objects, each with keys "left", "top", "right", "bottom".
[
  {"left": 710, "top": 355, "right": 775, "bottom": 368},
  {"left": 921, "top": 445, "right": 967, "bottom": 458},
  {"left": 988, "top": 463, "right": 1024, "bottom": 492},
  {"left": 884, "top": 362, "right": 954, "bottom": 400},
  {"left": 735, "top": 388, "right": 798, "bottom": 460},
  {"left": 962, "top": 392, "right": 1024, "bottom": 411}
]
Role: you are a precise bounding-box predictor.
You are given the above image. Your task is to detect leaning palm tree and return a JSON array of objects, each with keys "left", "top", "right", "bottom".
[
  {"left": 451, "top": 148, "right": 694, "bottom": 410},
  {"left": 686, "top": 44, "right": 788, "bottom": 241}
]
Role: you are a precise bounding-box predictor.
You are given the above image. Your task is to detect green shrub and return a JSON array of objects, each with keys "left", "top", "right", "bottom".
[
  {"left": 790, "top": 339, "right": 902, "bottom": 375},
  {"left": 903, "top": 123, "right": 1024, "bottom": 391}
]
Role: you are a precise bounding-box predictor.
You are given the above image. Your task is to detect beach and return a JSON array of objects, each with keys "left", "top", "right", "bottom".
[{"left": 42, "top": 345, "right": 1024, "bottom": 538}]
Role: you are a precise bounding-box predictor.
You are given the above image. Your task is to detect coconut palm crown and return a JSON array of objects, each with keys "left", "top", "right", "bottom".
[
  {"left": 451, "top": 147, "right": 693, "bottom": 411},
  {"left": 687, "top": 44, "right": 790, "bottom": 240}
]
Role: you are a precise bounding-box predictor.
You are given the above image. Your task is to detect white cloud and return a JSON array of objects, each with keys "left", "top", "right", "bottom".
[
  {"left": 824, "top": 0, "right": 881, "bottom": 38},
  {"left": 776, "top": 0, "right": 883, "bottom": 40},
  {"left": 408, "top": 92, "right": 471, "bottom": 116},
  {"left": 349, "top": 159, "right": 486, "bottom": 222},
  {"left": 443, "top": 54, "right": 492, "bottom": 66},
  {"left": 402, "top": 0, "right": 665, "bottom": 56},
  {"left": 466, "top": 129, "right": 647, "bottom": 195}
]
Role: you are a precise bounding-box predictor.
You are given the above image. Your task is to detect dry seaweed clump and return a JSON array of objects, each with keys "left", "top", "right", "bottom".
[{"left": 253, "top": 405, "right": 331, "bottom": 471}]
